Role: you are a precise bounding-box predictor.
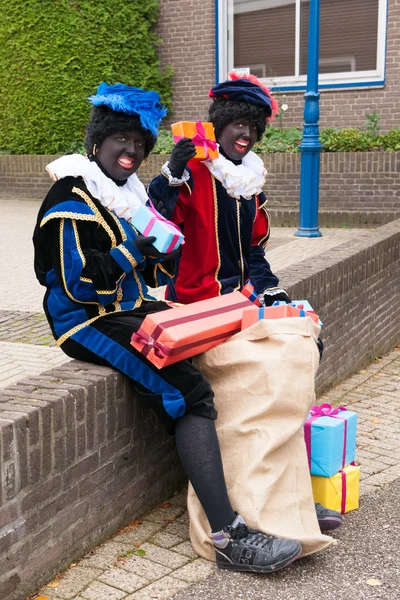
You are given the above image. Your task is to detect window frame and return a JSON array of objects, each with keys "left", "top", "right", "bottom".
[{"left": 216, "top": 0, "right": 388, "bottom": 90}]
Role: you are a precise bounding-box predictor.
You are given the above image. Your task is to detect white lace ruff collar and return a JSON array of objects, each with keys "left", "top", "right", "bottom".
[
  {"left": 203, "top": 150, "right": 267, "bottom": 200},
  {"left": 46, "top": 154, "right": 148, "bottom": 222}
]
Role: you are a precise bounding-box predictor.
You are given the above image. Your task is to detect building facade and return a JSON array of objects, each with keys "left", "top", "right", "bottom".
[{"left": 156, "top": 0, "right": 399, "bottom": 131}]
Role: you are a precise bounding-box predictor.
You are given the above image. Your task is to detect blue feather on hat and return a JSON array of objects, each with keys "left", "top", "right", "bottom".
[{"left": 88, "top": 82, "right": 167, "bottom": 136}]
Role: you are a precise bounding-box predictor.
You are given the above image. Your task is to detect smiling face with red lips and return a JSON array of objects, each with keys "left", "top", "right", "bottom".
[
  {"left": 97, "top": 130, "right": 146, "bottom": 180},
  {"left": 217, "top": 119, "right": 258, "bottom": 162}
]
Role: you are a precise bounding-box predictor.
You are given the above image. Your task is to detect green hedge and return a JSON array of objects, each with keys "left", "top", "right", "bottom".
[
  {"left": 151, "top": 126, "right": 400, "bottom": 155},
  {"left": 0, "top": 0, "right": 172, "bottom": 155}
]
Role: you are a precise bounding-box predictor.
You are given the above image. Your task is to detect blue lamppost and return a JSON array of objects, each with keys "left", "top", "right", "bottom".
[{"left": 296, "top": 0, "right": 322, "bottom": 237}]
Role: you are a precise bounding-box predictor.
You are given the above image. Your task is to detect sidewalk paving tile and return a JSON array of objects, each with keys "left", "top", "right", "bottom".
[
  {"left": 119, "top": 555, "right": 172, "bottom": 580},
  {"left": 149, "top": 532, "right": 184, "bottom": 549},
  {"left": 137, "top": 544, "right": 190, "bottom": 569},
  {"left": 124, "top": 575, "right": 189, "bottom": 600},
  {"left": 98, "top": 569, "right": 148, "bottom": 593},
  {"left": 80, "top": 581, "right": 127, "bottom": 600},
  {"left": 41, "top": 566, "right": 103, "bottom": 599},
  {"left": 169, "top": 559, "right": 215, "bottom": 583},
  {"left": 115, "top": 522, "right": 163, "bottom": 546}
]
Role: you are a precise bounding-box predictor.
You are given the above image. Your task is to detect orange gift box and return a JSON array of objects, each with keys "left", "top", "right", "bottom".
[
  {"left": 241, "top": 304, "right": 320, "bottom": 331},
  {"left": 171, "top": 121, "right": 219, "bottom": 161},
  {"left": 131, "top": 292, "right": 252, "bottom": 369}
]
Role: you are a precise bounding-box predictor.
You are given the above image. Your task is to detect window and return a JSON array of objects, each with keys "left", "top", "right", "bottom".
[{"left": 217, "top": 0, "right": 387, "bottom": 90}]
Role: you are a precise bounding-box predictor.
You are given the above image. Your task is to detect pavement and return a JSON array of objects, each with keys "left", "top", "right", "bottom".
[{"left": 0, "top": 199, "right": 399, "bottom": 599}]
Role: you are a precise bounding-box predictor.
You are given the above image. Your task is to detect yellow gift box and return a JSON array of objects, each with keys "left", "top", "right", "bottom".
[
  {"left": 311, "top": 464, "right": 360, "bottom": 514},
  {"left": 171, "top": 121, "right": 219, "bottom": 161}
]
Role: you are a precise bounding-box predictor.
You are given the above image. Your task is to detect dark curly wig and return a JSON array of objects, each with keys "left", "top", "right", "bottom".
[
  {"left": 208, "top": 99, "right": 270, "bottom": 142},
  {"left": 84, "top": 105, "right": 157, "bottom": 158}
]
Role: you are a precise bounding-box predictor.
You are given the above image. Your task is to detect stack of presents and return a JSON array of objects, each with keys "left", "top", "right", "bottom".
[
  {"left": 129, "top": 119, "right": 360, "bottom": 515},
  {"left": 305, "top": 403, "right": 360, "bottom": 515}
]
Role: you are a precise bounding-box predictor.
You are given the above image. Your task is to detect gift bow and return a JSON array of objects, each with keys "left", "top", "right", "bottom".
[
  {"left": 305, "top": 403, "right": 348, "bottom": 471},
  {"left": 309, "top": 403, "right": 347, "bottom": 417},
  {"left": 131, "top": 329, "right": 170, "bottom": 359},
  {"left": 191, "top": 121, "right": 218, "bottom": 160},
  {"left": 143, "top": 200, "right": 184, "bottom": 253}
]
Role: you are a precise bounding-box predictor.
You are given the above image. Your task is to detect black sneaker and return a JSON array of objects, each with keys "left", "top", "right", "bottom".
[
  {"left": 214, "top": 515, "right": 301, "bottom": 573},
  {"left": 315, "top": 503, "right": 343, "bottom": 531}
]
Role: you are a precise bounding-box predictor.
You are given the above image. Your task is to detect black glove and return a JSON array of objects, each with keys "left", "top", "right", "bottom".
[
  {"left": 262, "top": 287, "right": 292, "bottom": 307},
  {"left": 133, "top": 235, "right": 181, "bottom": 260},
  {"left": 169, "top": 138, "right": 196, "bottom": 178},
  {"left": 151, "top": 199, "right": 168, "bottom": 218}
]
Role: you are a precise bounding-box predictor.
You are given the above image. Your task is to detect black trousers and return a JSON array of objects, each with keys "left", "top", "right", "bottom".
[{"left": 61, "top": 301, "right": 217, "bottom": 433}]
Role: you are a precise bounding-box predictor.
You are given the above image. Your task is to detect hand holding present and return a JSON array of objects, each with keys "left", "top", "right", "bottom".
[
  {"left": 168, "top": 138, "right": 196, "bottom": 178},
  {"left": 133, "top": 235, "right": 182, "bottom": 260},
  {"left": 171, "top": 121, "right": 219, "bottom": 161}
]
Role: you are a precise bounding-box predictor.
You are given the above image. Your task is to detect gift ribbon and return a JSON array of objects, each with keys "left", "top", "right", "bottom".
[
  {"left": 304, "top": 403, "right": 348, "bottom": 471},
  {"left": 132, "top": 325, "right": 242, "bottom": 360},
  {"left": 142, "top": 200, "right": 184, "bottom": 253},
  {"left": 131, "top": 298, "right": 251, "bottom": 361},
  {"left": 339, "top": 469, "right": 347, "bottom": 514},
  {"left": 173, "top": 121, "right": 217, "bottom": 160},
  {"left": 131, "top": 329, "right": 170, "bottom": 359}
]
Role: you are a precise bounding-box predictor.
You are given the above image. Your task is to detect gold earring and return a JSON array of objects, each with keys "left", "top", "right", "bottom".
[
  {"left": 92, "top": 143, "right": 98, "bottom": 156},
  {"left": 141, "top": 159, "right": 148, "bottom": 168}
]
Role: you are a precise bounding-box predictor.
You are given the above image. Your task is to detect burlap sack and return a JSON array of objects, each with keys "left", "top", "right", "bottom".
[{"left": 189, "top": 316, "right": 335, "bottom": 561}]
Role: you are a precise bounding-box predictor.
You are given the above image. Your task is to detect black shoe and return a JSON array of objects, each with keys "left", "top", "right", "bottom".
[
  {"left": 315, "top": 503, "right": 343, "bottom": 531},
  {"left": 214, "top": 515, "right": 301, "bottom": 573}
]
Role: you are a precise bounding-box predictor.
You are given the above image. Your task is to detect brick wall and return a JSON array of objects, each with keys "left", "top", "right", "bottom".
[
  {"left": 0, "top": 365, "right": 185, "bottom": 600},
  {"left": 2, "top": 154, "right": 399, "bottom": 225},
  {"left": 156, "top": 0, "right": 400, "bottom": 132},
  {"left": 281, "top": 218, "right": 400, "bottom": 392},
  {"left": 1, "top": 218, "right": 399, "bottom": 600},
  {"left": 155, "top": 0, "right": 216, "bottom": 125}
]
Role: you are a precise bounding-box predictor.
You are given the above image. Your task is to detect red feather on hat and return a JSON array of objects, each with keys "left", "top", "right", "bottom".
[{"left": 228, "top": 70, "right": 279, "bottom": 119}]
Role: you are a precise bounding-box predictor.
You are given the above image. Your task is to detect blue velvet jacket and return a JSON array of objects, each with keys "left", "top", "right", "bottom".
[{"left": 33, "top": 176, "right": 174, "bottom": 346}]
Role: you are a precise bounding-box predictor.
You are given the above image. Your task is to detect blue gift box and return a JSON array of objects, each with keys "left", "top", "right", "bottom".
[
  {"left": 304, "top": 405, "right": 358, "bottom": 477},
  {"left": 131, "top": 204, "right": 184, "bottom": 254}
]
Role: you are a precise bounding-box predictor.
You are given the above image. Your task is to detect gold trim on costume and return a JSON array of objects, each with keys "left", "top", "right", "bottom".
[
  {"left": 157, "top": 263, "right": 175, "bottom": 278},
  {"left": 236, "top": 200, "right": 245, "bottom": 288},
  {"left": 108, "top": 210, "right": 128, "bottom": 242},
  {"left": 98, "top": 305, "right": 106, "bottom": 316},
  {"left": 59, "top": 219, "right": 98, "bottom": 305},
  {"left": 56, "top": 315, "right": 102, "bottom": 347},
  {"left": 211, "top": 176, "right": 222, "bottom": 294},
  {"left": 117, "top": 245, "right": 138, "bottom": 269},
  {"left": 184, "top": 181, "right": 192, "bottom": 195},
  {"left": 72, "top": 186, "right": 117, "bottom": 248},
  {"left": 259, "top": 203, "right": 271, "bottom": 248},
  {"left": 132, "top": 268, "right": 146, "bottom": 306},
  {"left": 80, "top": 277, "right": 93, "bottom": 283},
  {"left": 41, "top": 212, "right": 97, "bottom": 227},
  {"left": 96, "top": 286, "right": 118, "bottom": 295},
  {"left": 152, "top": 264, "right": 159, "bottom": 288},
  {"left": 72, "top": 220, "right": 86, "bottom": 268}
]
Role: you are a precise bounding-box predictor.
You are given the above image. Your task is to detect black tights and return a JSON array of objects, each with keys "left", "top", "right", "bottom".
[{"left": 175, "top": 413, "right": 236, "bottom": 532}]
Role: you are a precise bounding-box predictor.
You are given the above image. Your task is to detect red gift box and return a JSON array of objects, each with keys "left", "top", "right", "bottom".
[
  {"left": 131, "top": 292, "right": 252, "bottom": 368},
  {"left": 240, "top": 282, "right": 261, "bottom": 306}
]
